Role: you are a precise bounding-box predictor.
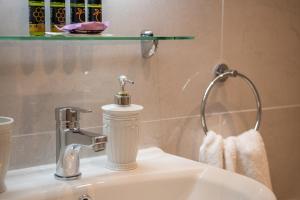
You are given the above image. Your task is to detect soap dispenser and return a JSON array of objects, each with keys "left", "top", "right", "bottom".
[{"left": 102, "top": 75, "right": 143, "bottom": 171}]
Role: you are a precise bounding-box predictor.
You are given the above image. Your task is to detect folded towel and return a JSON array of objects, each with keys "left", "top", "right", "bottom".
[
  {"left": 234, "top": 129, "right": 272, "bottom": 189},
  {"left": 199, "top": 129, "right": 272, "bottom": 190},
  {"left": 199, "top": 131, "right": 224, "bottom": 168},
  {"left": 224, "top": 136, "right": 237, "bottom": 172}
]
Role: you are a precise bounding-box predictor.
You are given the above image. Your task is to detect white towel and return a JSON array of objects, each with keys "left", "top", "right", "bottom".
[
  {"left": 234, "top": 129, "right": 272, "bottom": 189},
  {"left": 199, "top": 131, "right": 224, "bottom": 168},
  {"left": 199, "top": 129, "right": 272, "bottom": 190},
  {"left": 224, "top": 136, "right": 237, "bottom": 172}
]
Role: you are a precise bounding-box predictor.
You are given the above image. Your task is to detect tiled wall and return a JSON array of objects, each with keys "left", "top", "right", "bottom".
[{"left": 0, "top": 0, "right": 299, "bottom": 199}]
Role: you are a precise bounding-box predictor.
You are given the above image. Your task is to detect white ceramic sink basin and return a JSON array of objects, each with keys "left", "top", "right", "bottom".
[{"left": 0, "top": 148, "right": 276, "bottom": 200}]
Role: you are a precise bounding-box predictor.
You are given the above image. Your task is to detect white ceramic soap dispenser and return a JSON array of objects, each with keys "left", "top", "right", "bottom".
[{"left": 102, "top": 75, "right": 143, "bottom": 171}]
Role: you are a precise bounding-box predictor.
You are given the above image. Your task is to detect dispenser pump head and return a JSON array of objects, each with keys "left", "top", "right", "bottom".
[{"left": 114, "top": 75, "right": 134, "bottom": 106}]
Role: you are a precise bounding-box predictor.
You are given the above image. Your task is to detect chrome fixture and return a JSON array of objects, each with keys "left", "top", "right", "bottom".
[
  {"left": 141, "top": 30, "right": 159, "bottom": 58},
  {"left": 55, "top": 107, "right": 107, "bottom": 180},
  {"left": 200, "top": 64, "right": 262, "bottom": 135},
  {"left": 213, "top": 63, "right": 230, "bottom": 82}
]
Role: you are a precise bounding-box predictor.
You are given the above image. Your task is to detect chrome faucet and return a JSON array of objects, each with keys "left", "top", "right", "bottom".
[{"left": 55, "top": 107, "right": 107, "bottom": 180}]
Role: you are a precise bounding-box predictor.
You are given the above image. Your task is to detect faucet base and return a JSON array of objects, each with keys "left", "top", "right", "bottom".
[{"left": 54, "top": 173, "right": 81, "bottom": 181}]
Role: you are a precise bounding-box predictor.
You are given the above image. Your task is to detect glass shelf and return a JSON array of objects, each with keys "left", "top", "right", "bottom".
[
  {"left": 0, "top": 31, "right": 194, "bottom": 58},
  {"left": 0, "top": 34, "right": 194, "bottom": 41}
]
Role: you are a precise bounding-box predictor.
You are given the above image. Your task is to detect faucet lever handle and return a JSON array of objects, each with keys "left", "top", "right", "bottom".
[
  {"left": 55, "top": 106, "right": 92, "bottom": 123},
  {"left": 72, "top": 107, "right": 92, "bottom": 114}
]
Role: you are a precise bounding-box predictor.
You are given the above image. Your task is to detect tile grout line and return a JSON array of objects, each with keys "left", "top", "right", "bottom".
[
  {"left": 12, "top": 131, "right": 54, "bottom": 138},
  {"left": 12, "top": 104, "right": 300, "bottom": 138},
  {"left": 143, "top": 104, "right": 300, "bottom": 123},
  {"left": 261, "top": 104, "right": 300, "bottom": 111},
  {"left": 219, "top": 0, "right": 225, "bottom": 60}
]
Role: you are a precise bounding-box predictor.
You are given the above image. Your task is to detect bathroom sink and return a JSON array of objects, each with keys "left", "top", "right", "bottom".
[{"left": 0, "top": 148, "right": 276, "bottom": 200}]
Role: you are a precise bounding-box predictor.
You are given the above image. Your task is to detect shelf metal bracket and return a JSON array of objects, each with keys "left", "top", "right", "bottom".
[{"left": 141, "top": 30, "right": 159, "bottom": 58}]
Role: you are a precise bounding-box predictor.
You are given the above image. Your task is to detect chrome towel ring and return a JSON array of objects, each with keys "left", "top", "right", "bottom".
[{"left": 200, "top": 64, "right": 262, "bottom": 135}]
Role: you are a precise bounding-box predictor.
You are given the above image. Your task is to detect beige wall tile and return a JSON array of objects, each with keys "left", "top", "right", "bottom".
[
  {"left": 156, "top": 0, "right": 222, "bottom": 118},
  {"left": 140, "top": 121, "right": 162, "bottom": 148},
  {"left": 223, "top": 0, "right": 300, "bottom": 108},
  {"left": 159, "top": 114, "right": 220, "bottom": 160},
  {"left": 10, "top": 132, "right": 56, "bottom": 170},
  {"left": 219, "top": 110, "right": 257, "bottom": 137},
  {"left": 261, "top": 107, "right": 300, "bottom": 200}
]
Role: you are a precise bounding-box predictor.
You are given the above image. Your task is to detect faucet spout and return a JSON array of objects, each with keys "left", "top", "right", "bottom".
[{"left": 72, "top": 129, "right": 107, "bottom": 152}]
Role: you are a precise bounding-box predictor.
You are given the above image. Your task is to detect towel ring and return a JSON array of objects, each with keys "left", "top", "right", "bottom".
[{"left": 200, "top": 65, "right": 262, "bottom": 135}]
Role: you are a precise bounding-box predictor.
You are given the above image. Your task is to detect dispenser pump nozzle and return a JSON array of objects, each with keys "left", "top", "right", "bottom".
[{"left": 114, "top": 75, "right": 134, "bottom": 106}]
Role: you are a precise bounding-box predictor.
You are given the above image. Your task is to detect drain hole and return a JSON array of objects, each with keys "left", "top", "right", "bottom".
[{"left": 79, "top": 194, "right": 92, "bottom": 200}]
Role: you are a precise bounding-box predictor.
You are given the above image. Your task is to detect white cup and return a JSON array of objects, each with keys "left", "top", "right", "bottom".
[{"left": 0, "top": 117, "right": 13, "bottom": 193}]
